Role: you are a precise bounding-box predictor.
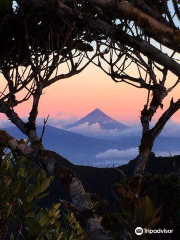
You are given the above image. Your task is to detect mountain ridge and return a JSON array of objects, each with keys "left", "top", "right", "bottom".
[
  {"left": 3, "top": 125, "right": 180, "bottom": 167},
  {"left": 3, "top": 125, "right": 125, "bottom": 166},
  {"left": 65, "top": 108, "right": 129, "bottom": 131}
]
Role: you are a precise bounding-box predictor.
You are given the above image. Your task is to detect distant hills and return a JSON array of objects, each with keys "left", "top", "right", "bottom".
[
  {"left": 65, "top": 108, "right": 129, "bottom": 131},
  {"left": 3, "top": 125, "right": 124, "bottom": 166},
  {"left": 41, "top": 151, "right": 180, "bottom": 208},
  {"left": 3, "top": 124, "right": 180, "bottom": 167}
]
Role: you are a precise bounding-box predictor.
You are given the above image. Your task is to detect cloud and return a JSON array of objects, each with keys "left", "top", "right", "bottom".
[
  {"left": 159, "top": 120, "right": 180, "bottom": 137},
  {"left": 0, "top": 110, "right": 78, "bottom": 130},
  {"left": 96, "top": 146, "right": 180, "bottom": 162},
  {"left": 65, "top": 117, "right": 180, "bottom": 139},
  {"left": 118, "top": 120, "right": 180, "bottom": 138},
  {"left": 0, "top": 120, "right": 13, "bottom": 128},
  {"left": 117, "top": 120, "right": 180, "bottom": 138},
  {"left": 94, "top": 149, "right": 180, "bottom": 168},
  {"left": 93, "top": 148, "right": 180, "bottom": 168},
  {"left": 117, "top": 125, "right": 142, "bottom": 138},
  {"left": 67, "top": 122, "right": 122, "bottom": 138},
  {"left": 36, "top": 112, "right": 77, "bottom": 129},
  {"left": 66, "top": 121, "right": 144, "bottom": 139},
  {"left": 96, "top": 147, "right": 139, "bottom": 159},
  {"left": 55, "top": 110, "right": 77, "bottom": 119},
  {"left": 1, "top": 111, "right": 180, "bottom": 140},
  {"left": 56, "top": 111, "right": 63, "bottom": 117}
]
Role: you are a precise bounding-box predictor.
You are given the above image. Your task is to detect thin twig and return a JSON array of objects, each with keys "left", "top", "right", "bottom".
[{"left": 40, "top": 115, "right": 50, "bottom": 142}]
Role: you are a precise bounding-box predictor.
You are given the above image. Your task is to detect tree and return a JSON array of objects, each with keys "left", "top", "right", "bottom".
[
  {"left": 93, "top": 40, "right": 180, "bottom": 182},
  {"left": 0, "top": 145, "right": 90, "bottom": 240},
  {"left": 1, "top": 0, "right": 180, "bottom": 238},
  {"left": 56, "top": 0, "right": 180, "bottom": 182},
  {"left": 0, "top": 1, "right": 114, "bottom": 240}
]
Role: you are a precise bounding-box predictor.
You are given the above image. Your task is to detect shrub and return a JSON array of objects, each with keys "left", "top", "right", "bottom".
[{"left": 0, "top": 142, "right": 89, "bottom": 240}]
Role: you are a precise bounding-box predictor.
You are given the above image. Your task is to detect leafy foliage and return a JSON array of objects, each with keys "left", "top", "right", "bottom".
[
  {"left": 113, "top": 177, "right": 161, "bottom": 240},
  {"left": 99, "top": 172, "right": 162, "bottom": 240},
  {"left": 0, "top": 141, "right": 89, "bottom": 240},
  {"left": 142, "top": 173, "right": 180, "bottom": 239},
  {"left": 0, "top": 0, "right": 93, "bottom": 70}
]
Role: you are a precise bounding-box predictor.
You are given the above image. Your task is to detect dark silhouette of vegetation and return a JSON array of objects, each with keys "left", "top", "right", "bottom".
[
  {"left": 0, "top": 143, "right": 89, "bottom": 240},
  {"left": 0, "top": 1, "right": 113, "bottom": 239},
  {"left": 1, "top": 0, "right": 180, "bottom": 239},
  {"left": 94, "top": 40, "right": 180, "bottom": 184},
  {"left": 55, "top": 0, "right": 180, "bottom": 181}
]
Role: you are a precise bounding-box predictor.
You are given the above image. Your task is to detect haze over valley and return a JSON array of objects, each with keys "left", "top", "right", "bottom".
[{"left": 3, "top": 108, "right": 180, "bottom": 167}]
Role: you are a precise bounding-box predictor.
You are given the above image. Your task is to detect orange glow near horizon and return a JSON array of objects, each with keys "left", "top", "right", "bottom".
[{"left": 0, "top": 64, "right": 180, "bottom": 124}]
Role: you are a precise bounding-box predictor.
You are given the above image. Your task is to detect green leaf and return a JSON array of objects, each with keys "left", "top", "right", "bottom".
[
  {"left": 40, "top": 178, "right": 52, "bottom": 193},
  {"left": 49, "top": 203, "right": 61, "bottom": 217},
  {"left": 27, "top": 193, "right": 34, "bottom": 203},
  {"left": 116, "top": 168, "right": 126, "bottom": 179},
  {"left": 39, "top": 213, "right": 50, "bottom": 226},
  {"left": 23, "top": 201, "right": 34, "bottom": 212},
  {"left": 144, "top": 196, "right": 154, "bottom": 224},
  {"left": 7, "top": 204, "right": 12, "bottom": 217},
  {"left": 38, "top": 169, "right": 46, "bottom": 180},
  {"left": 18, "top": 168, "right": 25, "bottom": 177},
  {"left": 11, "top": 181, "right": 22, "bottom": 195},
  {"left": 26, "top": 212, "right": 35, "bottom": 218},
  {"left": 147, "top": 217, "right": 161, "bottom": 228},
  {"left": 57, "top": 232, "right": 64, "bottom": 240},
  {"left": 10, "top": 234, "right": 14, "bottom": 240},
  {"left": 37, "top": 192, "right": 49, "bottom": 200}
]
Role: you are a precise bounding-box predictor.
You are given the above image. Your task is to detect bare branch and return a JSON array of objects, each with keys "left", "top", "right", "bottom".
[{"left": 40, "top": 115, "right": 50, "bottom": 143}]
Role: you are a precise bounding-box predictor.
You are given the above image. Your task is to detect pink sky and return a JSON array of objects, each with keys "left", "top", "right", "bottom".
[{"left": 0, "top": 64, "right": 180, "bottom": 124}]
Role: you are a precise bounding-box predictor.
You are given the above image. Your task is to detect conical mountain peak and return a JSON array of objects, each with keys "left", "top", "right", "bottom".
[
  {"left": 93, "top": 108, "right": 102, "bottom": 112},
  {"left": 65, "top": 108, "right": 129, "bottom": 131},
  {"left": 90, "top": 108, "right": 107, "bottom": 116}
]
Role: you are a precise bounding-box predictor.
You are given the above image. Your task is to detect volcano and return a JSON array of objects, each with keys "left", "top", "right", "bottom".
[{"left": 65, "top": 108, "right": 129, "bottom": 131}]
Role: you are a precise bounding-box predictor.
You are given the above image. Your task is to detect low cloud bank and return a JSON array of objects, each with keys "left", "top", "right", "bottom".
[
  {"left": 96, "top": 147, "right": 180, "bottom": 160},
  {"left": 96, "top": 147, "right": 139, "bottom": 159},
  {"left": 66, "top": 120, "right": 180, "bottom": 139},
  {"left": 1, "top": 113, "right": 180, "bottom": 140},
  {"left": 93, "top": 148, "right": 180, "bottom": 168},
  {"left": 67, "top": 122, "right": 121, "bottom": 138},
  {"left": 66, "top": 121, "right": 143, "bottom": 139}
]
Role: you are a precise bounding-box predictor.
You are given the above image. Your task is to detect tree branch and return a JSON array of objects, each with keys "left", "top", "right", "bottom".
[
  {"left": 0, "top": 129, "right": 114, "bottom": 240},
  {"left": 58, "top": 2, "right": 180, "bottom": 78},
  {"left": 151, "top": 98, "right": 180, "bottom": 139}
]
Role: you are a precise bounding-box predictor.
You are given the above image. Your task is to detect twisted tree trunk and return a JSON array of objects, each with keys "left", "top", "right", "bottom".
[
  {"left": 0, "top": 129, "right": 114, "bottom": 240},
  {"left": 134, "top": 84, "right": 168, "bottom": 179},
  {"left": 134, "top": 98, "right": 180, "bottom": 179},
  {"left": 134, "top": 132, "right": 153, "bottom": 179}
]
